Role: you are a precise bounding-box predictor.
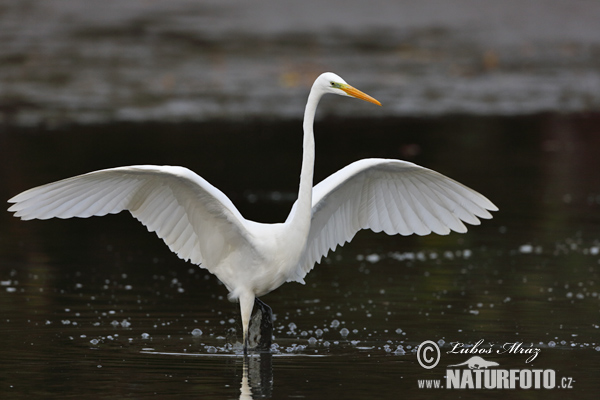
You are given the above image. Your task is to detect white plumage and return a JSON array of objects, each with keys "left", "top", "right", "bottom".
[
  {"left": 295, "top": 158, "right": 495, "bottom": 280},
  {"left": 8, "top": 72, "right": 497, "bottom": 351}
]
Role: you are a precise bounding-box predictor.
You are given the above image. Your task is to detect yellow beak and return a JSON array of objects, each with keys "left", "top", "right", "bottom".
[{"left": 340, "top": 85, "right": 381, "bottom": 106}]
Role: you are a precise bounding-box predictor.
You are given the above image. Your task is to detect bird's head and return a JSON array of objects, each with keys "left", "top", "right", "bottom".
[{"left": 315, "top": 72, "right": 381, "bottom": 106}]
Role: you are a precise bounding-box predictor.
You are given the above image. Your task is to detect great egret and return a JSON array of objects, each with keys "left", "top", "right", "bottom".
[{"left": 7, "top": 72, "right": 497, "bottom": 352}]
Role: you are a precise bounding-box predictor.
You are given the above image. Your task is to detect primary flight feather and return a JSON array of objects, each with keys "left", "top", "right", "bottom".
[{"left": 8, "top": 72, "right": 497, "bottom": 351}]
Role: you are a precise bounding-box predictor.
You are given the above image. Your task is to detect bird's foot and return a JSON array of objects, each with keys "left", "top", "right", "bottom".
[{"left": 247, "top": 298, "right": 273, "bottom": 352}]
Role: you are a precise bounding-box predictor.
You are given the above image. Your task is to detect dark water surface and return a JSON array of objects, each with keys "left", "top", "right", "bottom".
[{"left": 1, "top": 113, "right": 600, "bottom": 398}]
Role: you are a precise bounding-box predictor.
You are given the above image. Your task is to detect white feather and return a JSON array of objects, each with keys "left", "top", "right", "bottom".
[
  {"left": 8, "top": 165, "right": 250, "bottom": 269},
  {"left": 292, "top": 159, "right": 497, "bottom": 279}
]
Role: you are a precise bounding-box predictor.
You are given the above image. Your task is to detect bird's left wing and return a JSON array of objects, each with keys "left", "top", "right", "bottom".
[
  {"left": 7, "top": 165, "right": 252, "bottom": 271},
  {"left": 290, "top": 158, "right": 497, "bottom": 282}
]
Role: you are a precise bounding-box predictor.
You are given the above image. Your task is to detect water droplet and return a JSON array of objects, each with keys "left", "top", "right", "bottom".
[
  {"left": 191, "top": 328, "right": 203, "bottom": 337},
  {"left": 519, "top": 244, "right": 533, "bottom": 254},
  {"left": 366, "top": 254, "right": 380, "bottom": 263},
  {"left": 206, "top": 346, "right": 217, "bottom": 353}
]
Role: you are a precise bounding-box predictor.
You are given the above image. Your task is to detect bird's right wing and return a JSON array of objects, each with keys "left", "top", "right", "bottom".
[
  {"left": 291, "top": 159, "right": 497, "bottom": 282},
  {"left": 8, "top": 166, "right": 252, "bottom": 271}
]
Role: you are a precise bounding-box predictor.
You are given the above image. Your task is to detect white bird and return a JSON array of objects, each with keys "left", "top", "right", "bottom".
[{"left": 7, "top": 72, "right": 497, "bottom": 352}]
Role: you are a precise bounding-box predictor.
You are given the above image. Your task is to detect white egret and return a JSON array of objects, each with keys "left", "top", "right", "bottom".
[{"left": 7, "top": 72, "right": 497, "bottom": 352}]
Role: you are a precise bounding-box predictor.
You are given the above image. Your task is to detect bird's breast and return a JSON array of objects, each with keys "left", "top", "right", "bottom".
[{"left": 211, "top": 221, "right": 308, "bottom": 299}]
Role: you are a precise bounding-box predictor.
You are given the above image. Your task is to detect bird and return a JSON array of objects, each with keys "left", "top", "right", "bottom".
[{"left": 7, "top": 72, "right": 497, "bottom": 353}]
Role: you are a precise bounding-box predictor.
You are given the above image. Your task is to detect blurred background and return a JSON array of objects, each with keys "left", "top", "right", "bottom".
[
  {"left": 1, "top": 0, "right": 600, "bottom": 125},
  {"left": 1, "top": 1, "right": 600, "bottom": 399}
]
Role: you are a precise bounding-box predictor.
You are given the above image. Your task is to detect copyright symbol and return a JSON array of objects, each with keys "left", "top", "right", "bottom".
[{"left": 417, "top": 340, "right": 441, "bottom": 369}]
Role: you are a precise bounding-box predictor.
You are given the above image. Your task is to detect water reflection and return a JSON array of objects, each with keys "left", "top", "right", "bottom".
[
  {"left": 240, "top": 361, "right": 252, "bottom": 400},
  {"left": 241, "top": 353, "right": 273, "bottom": 399}
]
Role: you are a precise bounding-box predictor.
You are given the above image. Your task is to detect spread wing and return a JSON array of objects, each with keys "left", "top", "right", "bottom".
[
  {"left": 7, "top": 165, "right": 251, "bottom": 271},
  {"left": 290, "top": 159, "right": 497, "bottom": 282}
]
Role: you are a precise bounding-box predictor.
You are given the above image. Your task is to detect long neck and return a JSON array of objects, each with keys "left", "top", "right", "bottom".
[{"left": 287, "top": 88, "right": 321, "bottom": 231}]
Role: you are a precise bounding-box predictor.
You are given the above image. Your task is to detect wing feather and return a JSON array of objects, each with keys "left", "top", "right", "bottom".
[
  {"left": 409, "top": 174, "right": 465, "bottom": 232},
  {"left": 291, "top": 159, "right": 497, "bottom": 281},
  {"left": 8, "top": 165, "right": 251, "bottom": 271},
  {"left": 402, "top": 176, "right": 452, "bottom": 234}
]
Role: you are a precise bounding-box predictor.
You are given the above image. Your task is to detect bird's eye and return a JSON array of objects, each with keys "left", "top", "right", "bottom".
[{"left": 330, "top": 82, "right": 335, "bottom": 87}]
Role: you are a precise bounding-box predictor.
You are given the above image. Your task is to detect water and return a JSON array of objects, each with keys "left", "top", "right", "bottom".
[
  {"left": 1, "top": 113, "right": 599, "bottom": 398},
  {"left": 2, "top": 1, "right": 600, "bottom": 126}
]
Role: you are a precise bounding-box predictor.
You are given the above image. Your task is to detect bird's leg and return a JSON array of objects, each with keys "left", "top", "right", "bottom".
[
  {"left": 253, "top": 298, "right": 273, "bottom": 351},
  {"left": 239, "top": 292, "right": 255, "bottom": 356}
]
